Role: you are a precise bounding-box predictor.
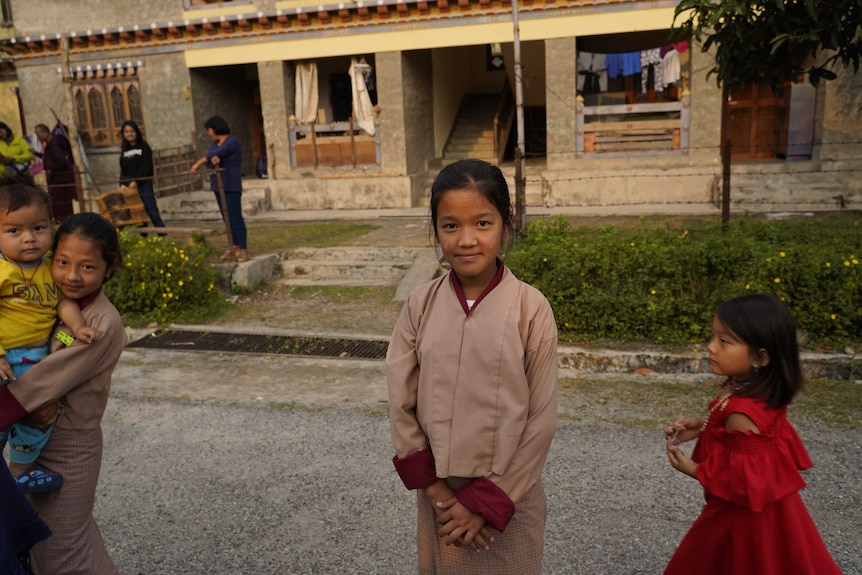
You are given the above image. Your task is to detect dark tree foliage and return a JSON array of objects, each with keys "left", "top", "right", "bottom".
[{"left": 674, "top": 0, "right": 862, "bottom": 90}]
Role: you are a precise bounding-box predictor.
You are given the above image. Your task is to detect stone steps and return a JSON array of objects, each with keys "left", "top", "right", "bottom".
[
  {"left": 279, "top": 247, "right": 423, "bottom": 287},
  {"left": 157, "top": 187, "right": 271, "bottom": 221}
]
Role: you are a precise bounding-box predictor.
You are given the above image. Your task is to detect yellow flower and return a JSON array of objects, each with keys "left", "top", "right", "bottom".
[
  {"left": 650, "top": 289, "right": 656, "bottom": 295},
  {"left": 178, "top": 280, "right": 184, "bottom": 286},
  {"left": 745, "top": 284, "right": 750, "bottom": 289},
  {"left": 543, "top": 258, "right": 548, "bottom": 262},
  {"left": 166, "top": 272, "right": 172, "bottom": 278},
  {"left": 779, "top": 251, "right": 786, "bottom": 257},
  {"left": 630, "top": 242, "right": 635, "bottom": 247},
  {"left": 564, "top": 322, "right": 569, "bottom": 327},
  {"left": 167, "top": 262, "right": 173, "bottom": 267},
  {"left": 825, "top": 262, "right": 831, "bottom": 268},
  {"left": 844, "top": 261, "right": 851, "bottom": 267},
  {"left": 162, "top": 293, "right": 167, "bottom": 298},
  {"left": 853, "top": 259, "right": 859, "bottom": 265},
  {"left": 831, "top": 314, "right": 837, "bottom": 320},
  {"left": 774, "top": 277, "right": 781, "bottom": 284},
  {"left": 765, "top": 257, "right": 772, "bottom": 262}
]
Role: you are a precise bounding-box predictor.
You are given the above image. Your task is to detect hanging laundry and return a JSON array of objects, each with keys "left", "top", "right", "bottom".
[
  {"left": 641, "top": 48, "right": 663, "bottom": 93},
  {"left": 662, "top": 49, "right": 681, "bottom": 87},
  {"left": 577, "top": 51, "right": 608, "bottom": 93},
  {"left": 620, "top": 52, "right": 642, "bottom": 77}
]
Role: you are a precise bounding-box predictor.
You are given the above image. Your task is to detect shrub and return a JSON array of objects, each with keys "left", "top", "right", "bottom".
[
  {"left": 506, "top": 215, "right": 862, "bottom": 347},
  {"left": 106, "top": 232, "right": 225, "bottom": 324}
]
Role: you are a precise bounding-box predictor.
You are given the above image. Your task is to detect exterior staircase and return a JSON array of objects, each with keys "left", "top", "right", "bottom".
[{"left": 442, "top": 93, "right": 503, "bottom": 164}]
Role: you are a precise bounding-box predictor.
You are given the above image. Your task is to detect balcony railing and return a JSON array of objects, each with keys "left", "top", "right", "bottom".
[
  {"left": 575, "top": 92, "right": 691, "bottom": 158},
  {"left": 288, "top": 117, "right": 381, "bottom": 170}
]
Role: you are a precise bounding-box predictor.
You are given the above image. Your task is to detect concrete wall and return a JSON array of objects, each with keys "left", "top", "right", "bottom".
[
  {"left": 544, "top": 37, "right": 577, "bottom": 170},
  {"left": 10, "top": 0, "right": 182, "bottom": 36},
  {"left": 375, "top": 51, "right": 407, "bottom": 175},
  {"left": 258, "top": 61, "right": 293, "bottom": 179},
  {"left": 189, "top": 64, "right": 256, "bottom": 177},
  {"left": 432, "top": 48, "right": 468, "bottom": 157},
  {"left": 502, "top": 41, "right": 546, "bottom": 107},
  {"left": 401, "top": 50, "right": 435, "bottom": 176},
  {"left": 139, "top": 53, "right": 196, "bottom": 150}
]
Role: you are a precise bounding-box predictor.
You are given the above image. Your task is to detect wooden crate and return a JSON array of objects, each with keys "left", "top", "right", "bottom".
[{"left": 94, "top": 188, "right": 150, "bottom": 227}]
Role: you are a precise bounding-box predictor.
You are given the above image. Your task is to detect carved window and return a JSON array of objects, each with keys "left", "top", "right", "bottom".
[{"left": 73, "top": 77, "right": 144, "bottom": 148}]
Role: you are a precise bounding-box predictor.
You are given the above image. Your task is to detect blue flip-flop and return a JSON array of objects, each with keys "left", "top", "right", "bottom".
[{"left": 16, "top": 467, "right": 63, "bottom": 494}]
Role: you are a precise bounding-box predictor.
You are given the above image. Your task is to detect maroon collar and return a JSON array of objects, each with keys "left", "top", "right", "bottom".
[
  {"left": 449, "top": 259, "right": 505, "bottom": 316},
  {"left": 79, "top": 288, "right": 102, "bottom": 311}
]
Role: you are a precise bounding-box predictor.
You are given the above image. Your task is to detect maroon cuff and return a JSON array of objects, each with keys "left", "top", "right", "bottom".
[
  {"left": 0, "top": 385, "right": 29, "bottom": 429},
  {"left": 455, "top": 477, "right": 515, "bottom": 532},
  {"left": 393, "top": 449, "right": 437, "bottom": 490}
]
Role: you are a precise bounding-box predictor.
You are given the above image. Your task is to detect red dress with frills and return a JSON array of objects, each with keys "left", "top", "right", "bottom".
[{"left": 664, "top": 394, "right": 843, "bottom": 575}]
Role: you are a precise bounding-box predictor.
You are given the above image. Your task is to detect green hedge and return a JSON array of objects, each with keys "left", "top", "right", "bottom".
[
  {"left": 105, "top": 232, "right": 224, "bottom": 324},
  {"left": 506, "top": 215, "right": 862, "bottom": 346}
]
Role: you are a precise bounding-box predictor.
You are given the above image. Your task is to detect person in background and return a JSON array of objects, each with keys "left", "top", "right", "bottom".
[
  {"left": 0, "top": 122, "right": 35, "bottom": 180},
  {"left": 33, "top": 124, "right": 78, "bottom": 222},
  {"left": 119, "top": 120, "right": 165, "bottom": 229},
  {"left": 190, "top": 115, "right": 248, "bottom": 262}
]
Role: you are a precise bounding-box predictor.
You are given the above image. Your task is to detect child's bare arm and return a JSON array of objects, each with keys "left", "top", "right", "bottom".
[
  {"left": 56, "top": 298, "right": 100, "bottom": 343},
  {"left": 22, "top": 401, "right": 60, "bottom": 431}
]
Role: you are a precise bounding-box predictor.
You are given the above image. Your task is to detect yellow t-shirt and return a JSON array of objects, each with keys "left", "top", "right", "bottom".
[{"left": 0, "top": 256, "right": 60, "bottom": 355}]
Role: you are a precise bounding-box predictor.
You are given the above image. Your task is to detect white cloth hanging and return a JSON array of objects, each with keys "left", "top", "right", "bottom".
[
  {"left": 662, "top": 49, "right": 681, "bottom": 86},
  {"left": 349, "top": 57, "right": 376, "bottom": 136},
  {"left": 294, "top": 62, "right": 319, "bottom": 125}
]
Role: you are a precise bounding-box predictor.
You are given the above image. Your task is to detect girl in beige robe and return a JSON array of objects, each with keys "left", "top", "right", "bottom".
[{"left": 387, "top": 159, "right": 558, "bottom": 574}]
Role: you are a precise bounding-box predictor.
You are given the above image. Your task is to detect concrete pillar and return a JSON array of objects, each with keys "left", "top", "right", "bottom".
[
  {"left": 257, "top": 60, "right": 294, "bottom": 178},
  {"left": 375, "top": 51, "right": 408, "bottom": 175},
  {"left": 545, "top": 38, "right": 577, "bottom": 170}
]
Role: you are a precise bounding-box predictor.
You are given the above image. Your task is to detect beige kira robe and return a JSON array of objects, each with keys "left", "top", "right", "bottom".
[{"left": 387, "top": 266, "right": 558, "bottom": 505}]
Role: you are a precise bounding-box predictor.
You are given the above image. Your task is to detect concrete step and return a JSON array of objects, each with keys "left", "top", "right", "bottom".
[
  {"left": 280, "top": 260, "right": 412, "bottom": 282},
  {"left": 280, "top": 246, "right": 420, "bottom": 285},
  {"left": 157, "top": 188, "right": 271, "bottom": 221},
  {"left": 283, "top": 246, "right": 419, "bottom": 262}
]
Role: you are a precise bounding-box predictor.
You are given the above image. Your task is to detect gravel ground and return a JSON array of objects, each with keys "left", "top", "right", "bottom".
[{"left": 92, "top": 395, "right": 861, "bottom": 574}]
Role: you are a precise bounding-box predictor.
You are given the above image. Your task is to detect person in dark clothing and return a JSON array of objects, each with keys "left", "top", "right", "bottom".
[
  {"left": 1, "top": 457, "right": 52, "bottom": 575},
  {"left": 119, "top": 120, "right": 165, "bottom": 229},
  {"left": 190, "top": 116, "right": 248, "bottom": 262},
  {"left": 33, "top": 124, "right": 77, "bottom": 222}
]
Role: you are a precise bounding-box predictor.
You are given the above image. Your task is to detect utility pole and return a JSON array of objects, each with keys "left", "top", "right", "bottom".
[
  {"left": 59, "top": 37, "right": 89, "bottom": 212},
  {"left": 512, "top": 0, "right": 527, "bottom": 233}
]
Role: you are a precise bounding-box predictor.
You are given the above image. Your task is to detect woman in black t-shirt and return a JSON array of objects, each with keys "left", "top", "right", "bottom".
[{"left": 119, "top": 120, "right": 165, "bottom": 228}]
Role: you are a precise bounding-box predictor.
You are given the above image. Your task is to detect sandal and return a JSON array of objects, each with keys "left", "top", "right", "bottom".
[
  {"left": 218, "top": 250, "right": 236, "bottom": 262},
  {"left": 235, "top": 250, "right": 249, "bottom": 263},
  {"left": 16, "top": 467, "right": 63, "bottom": 494}
]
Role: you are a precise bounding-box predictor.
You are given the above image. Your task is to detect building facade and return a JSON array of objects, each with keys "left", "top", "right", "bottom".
[{"left": 3, "top": 0, "right": 861, "bottom": 212}]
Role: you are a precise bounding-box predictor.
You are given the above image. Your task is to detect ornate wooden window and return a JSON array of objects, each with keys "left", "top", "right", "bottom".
[{"left": 71, "top": 73, "right": 144, "bottom": 148}]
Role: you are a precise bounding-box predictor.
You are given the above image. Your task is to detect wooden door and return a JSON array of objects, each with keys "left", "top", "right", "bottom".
[{"left": 727, "top": 83, "right": 788, "bottom": 158}]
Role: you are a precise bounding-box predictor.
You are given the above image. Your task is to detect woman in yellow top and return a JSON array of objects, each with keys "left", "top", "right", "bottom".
[{"left": 0, "top": 123, "right": 34, "bottom": 179}]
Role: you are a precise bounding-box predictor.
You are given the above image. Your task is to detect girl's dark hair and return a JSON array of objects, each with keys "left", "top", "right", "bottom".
[
  {"left": 0, "top": 121, "right": 12, "bottom": 137},
  {"left": 715, "top": 293, "right": 804, "bottom": 408},
  {"left": 204, "top": 116, "right": 231, "bottom": 136},
  {"left": 120, "top": 120, "right": 145, "bottom": 151},
  {"left": 429, "top": 159, "right": 514, "bottom": 247},
  {"left": 53, "top": 213, "right": 122, "bottom": 282},
  {"left": 0, "top": 177, "right": 52, "bottom": 220},
  {"left": 34, "top": 124, "right": 50, "bottom": 133}
]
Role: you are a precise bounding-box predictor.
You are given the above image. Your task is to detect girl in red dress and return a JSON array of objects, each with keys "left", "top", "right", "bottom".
[{"left": 664, "top": 293, "right": 843, "bottom": 575}]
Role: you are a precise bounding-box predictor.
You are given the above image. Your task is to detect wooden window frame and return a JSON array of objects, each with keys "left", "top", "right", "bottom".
[{"left": 73, "top": 78, "right": 144, "bottom": 148}]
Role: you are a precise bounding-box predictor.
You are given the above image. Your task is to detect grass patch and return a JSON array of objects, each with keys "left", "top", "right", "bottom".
[
  {"left": 206, "top": 222, "right": 379, "bottom": 254},
  {"left": 560, "top": 376, "right": 861, "bottom": 430},
  {"left": 793, "top": 378, "right": 862, "bottom": 429}
]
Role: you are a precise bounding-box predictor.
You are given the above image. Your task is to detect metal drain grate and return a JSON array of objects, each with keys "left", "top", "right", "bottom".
[{"left": 127, "top": 329, "right": 389, "bottom": 360}]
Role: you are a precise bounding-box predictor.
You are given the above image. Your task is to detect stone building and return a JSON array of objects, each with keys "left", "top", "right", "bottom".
[{"left": 2, "top": 0, "right": 860, "bottom": 212}]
